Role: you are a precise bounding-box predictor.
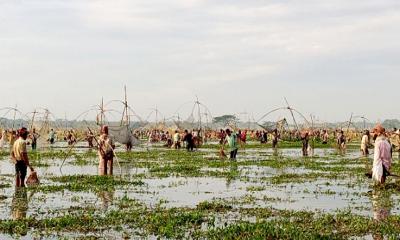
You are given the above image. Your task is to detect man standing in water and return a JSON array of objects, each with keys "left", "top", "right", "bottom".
[
  {"left": 86, "top": 130, "right": 94, "bottom": 148},
  {"left": 11, "top": 128, "right": 34, "bottom": 187},
  {"left": 30, "top": 128, "right": 40, "bottom": 151},
  {"left": 301, "top": 131, "right": 309, "bottom": 157},
  {"left": 225, "top": 129, "right": 238, "bottom": 160},
  {"left": 337, "top": 130, "right": 346, "bottom": 152},
  {"left": 371, "top": 124, "right": 392, "bottom": 184},
  {"left": 361, "top": 130, "right": 371, "bottom": 156},
  {"left": 183, "top": 130, "right": 194, "bottom": 152},
  {"left": 272, "top": 129, "right": 279, "bottom": 149},
  {"left": 0, "top": 130, "right": 7, "bottom": 150},
  {"left": 9, "top": 130, "right": 17, "bottom": 152},
  {"left": 173, "top": 130, "right": 181, "bottom": 149},
  {"left": 98, "top": 125, "right": 115, "bottom": 176},
  {"left": 48, "top": 129, "right": 55, "bottom": 145},
  {"left": 219, "top": 129, "right": 226, "bottom": 145},
  {"left": 322, "top": 130, "right": 329, "bottom": 144}
]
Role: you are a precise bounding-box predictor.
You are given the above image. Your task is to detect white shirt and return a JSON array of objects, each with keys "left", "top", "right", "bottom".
[{"left": 361, "top": 135, "right": 369, "bottom": 149}]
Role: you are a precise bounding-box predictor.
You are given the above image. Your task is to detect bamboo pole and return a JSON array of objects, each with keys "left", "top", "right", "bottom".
[{"left": 284, "top": 97, "right": 299, "bottom": 132}]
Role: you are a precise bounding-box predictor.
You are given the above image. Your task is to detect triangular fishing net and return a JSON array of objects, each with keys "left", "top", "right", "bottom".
[{"left": 108, "top": 124, "right": 140, "bottom": 146}]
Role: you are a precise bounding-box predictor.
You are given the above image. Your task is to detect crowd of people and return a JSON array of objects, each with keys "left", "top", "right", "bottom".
[
  {"left": 2, "top": 123, "right": 399, "bottom": 189},
  {"left": 0, "top": 128, "right": 68, "bottom": 151},
  {"left": 142, "top": 129, "right": 206, "bottom": 151}
]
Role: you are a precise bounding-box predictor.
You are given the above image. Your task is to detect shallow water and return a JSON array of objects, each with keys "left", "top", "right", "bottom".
[{"left": 0, "top": 145, "right": 399, "bottom": 238}]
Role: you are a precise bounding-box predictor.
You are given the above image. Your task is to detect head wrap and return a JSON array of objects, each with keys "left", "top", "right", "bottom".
[
  {"left": 18, "top": 127, "right": 29, "bottom": 137},
  {"left": 101, "top": 125, "right": 109, "bottom": 134},
  {"left": 372, "top": 124, "right": 385, "bottom": 135}
]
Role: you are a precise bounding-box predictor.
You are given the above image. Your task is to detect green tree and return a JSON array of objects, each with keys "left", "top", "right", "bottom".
[
  {"left": 213, "top": 115, "right": 238, "bottom": 126},
  {"left": 382, "top": 119, "right": 400, "bottom": 130}
]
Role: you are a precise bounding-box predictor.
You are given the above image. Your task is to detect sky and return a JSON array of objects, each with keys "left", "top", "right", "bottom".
[{"left": 0, "top": 0, "right": 399, "bottom": 123}]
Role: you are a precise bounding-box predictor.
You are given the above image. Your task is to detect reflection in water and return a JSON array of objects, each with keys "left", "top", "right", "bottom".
[
  {"left": 336, "top": 148, "right": 346, "bottom": 156},
  {"left": 226, "top": 163, "right": 239, "bottom": 188},
  {"left": 371, "top": 189, "right": 392, "bottom": 240},
  {"left": 273, "top": 148, "right": 279, "bottom": 157},
  {"left": 372, "top": 189, "right": 392, "bottom": 221},
  {"left": 98, "top": 190, "right": 114, "bottom": 210},
  {"left": 11, "top": 188, "right": 28, "bottom": 220}
]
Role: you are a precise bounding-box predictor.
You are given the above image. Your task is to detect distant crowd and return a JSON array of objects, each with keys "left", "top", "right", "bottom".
[{"left": 3, "top": 124, "right": 399, "bottom": 187}]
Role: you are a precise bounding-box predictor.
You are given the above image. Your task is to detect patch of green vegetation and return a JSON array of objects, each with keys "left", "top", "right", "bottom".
[
  {"left": 0, "top": 183, "right": 11, "bottom": 189},
  {"left": 2, "top": 196, "right": 399, "bottom": 239},
  {"left": 207, "top": 209, "right": 400, "bottom": 239},
  {"left": 267, "top": 172, "right": 342, "bottom": 184},
  {"left": 149, "top": 164, "right": 201, "bottom": 177},
  {"left": 246, "top": 186, "right": 266, "bottom": 192},
  {"left": 0, "top": 151, "right": 11, "bottom": 158},
  {"left": 36, "top": 175, "right": 144, "bottom": 193},
  {"left": 0, "top": 198, "right": 206, "bottom": 239},
  {"left": 197, "top": 201, "right": 233, "bottom": 212},
  {"left": 262, "top": 196, "right": 289, "bottom": 203}
]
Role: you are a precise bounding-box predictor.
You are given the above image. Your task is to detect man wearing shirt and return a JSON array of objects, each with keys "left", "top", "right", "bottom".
[
  {"left": 11, "top": 128, "right": 34, "bottom": 187},
  {"left": 361, "top": 130, "right": 371, "bottom": 156},
  {"left": 173, "top": 130, "right": 181, "bottom": 149},
  {"left": 371, "top": 124, "right": 392, "bottom": 184},
  {"left": 183, "top": 130, "right": 194, "bottom": 152},
  {"left": 225, "top": 129, "right": 238, "bottom": 160},
  {"left": 30, "top": 128, "right": 40, "bottom": 150},
  {"left": 48, "top": 129, "right": 55, "bottom": 144}
]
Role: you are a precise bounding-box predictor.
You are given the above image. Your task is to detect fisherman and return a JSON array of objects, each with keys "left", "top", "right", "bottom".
[
  {"left": 30, "top": 128, "right": 40, "bottom": 151},
  {"left": 183, "top": 129, "right": 194, "bottom": 152},
  {"left": 173, "top": 130, "right": 181, "bottom": 149},
  {"left": 192, "top": 129, "right": 201, "bottom": 148},
  {"left": 126, "top": 141, "right": 133, "bottom": 152},
  {"left": 98, "top": 125, "right": 115, "bottom": 175},
  {"left": 260, "top": 130, "right": 268, "bottom": 144},
  {"left": 396, "top": 128, "right": 400, "bottom": 157},
  {"left": 86, "top": 130, "right": 94, "bottom": 148},
  {"left": 147, "top": 130, "right": 154, "bottom": 144},
  {"left": 371, "top": 124, "right": 392, "bottom": 184},
  {"left": 9, "top": 130, "right": 17, "bottom": 151},
  {"left": 240, "top": 130, "right": 247, "bottom": 146},
  {"left": 272, "top": 129, "right": 279, "bottom": 148},
  {"left": 322, "top": 130, "right": 329, "bottom": 144},
  {"left": 301, "top": 131, "right": 309, "bottom": 157},
  {"left": 165, "top": 131, "right": 173, "bottom": 148},
  {"left": 66, "top": 130, "right": 74, "bottom": 145},
  {"left": 11, "top": 128, "right": 34, "bottom": 188},
  {"left": 219, "top": 129, "right": 226, "bottom": 145},
  {"left": 225, "top": 129, "right": 238, "bottom": 160},
  {"left": 202, "top": 131, "right": 208, "bottom": 144},
  {"left": 337, "top": 130, "right": 346, "bottom": 152},
  {"left": 48, "top": 129, "right": 55, "bottom": 145},
  {"left": 237, "top": 130, "right": 242, "bottom": 145},
  {"left": 361, "top": 130, "right": 371, "bottom": 156},
  {"left": 0, "top": 129, "right": 7, "bottom": 149}
]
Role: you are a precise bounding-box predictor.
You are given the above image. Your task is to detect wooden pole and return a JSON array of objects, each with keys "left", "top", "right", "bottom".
[
  {"left": 346, "top": 113, "right": 353, "bottom": 133},
  {"left": 284, "top": 98, "right": 299, "bottom": 132},
  {"left": 11, "top": 105, "right": 17, "bottom": 131},
  {"left": 100, "top": 98, "right": 104, "bottom": 127},
  {"left": 30, "top": 109, "right": 37, "bottom": 132}
]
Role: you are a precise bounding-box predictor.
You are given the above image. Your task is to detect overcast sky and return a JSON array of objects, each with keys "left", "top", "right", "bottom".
[{"left": 0, "top": 0, "right": 399, "bottom": 123}]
